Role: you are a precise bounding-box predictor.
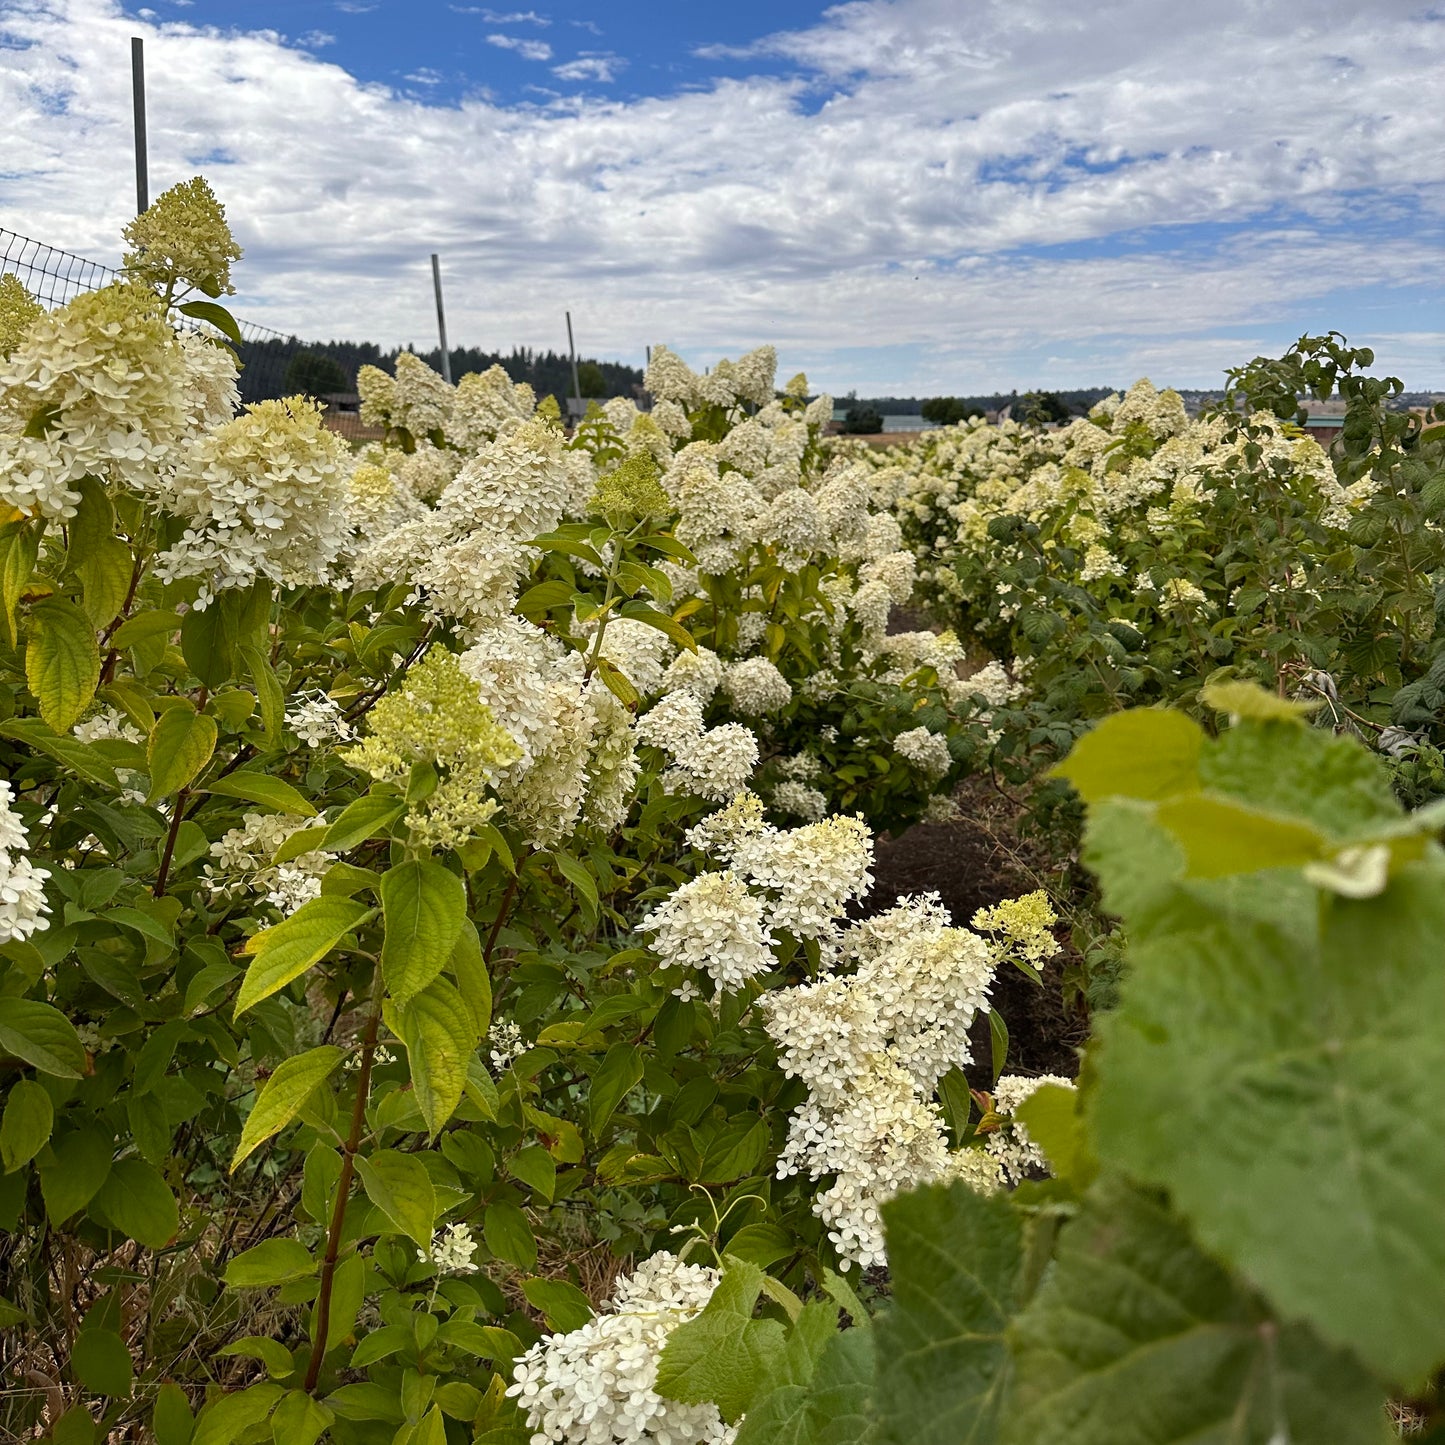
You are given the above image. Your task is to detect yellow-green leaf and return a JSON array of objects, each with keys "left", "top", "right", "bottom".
[
  {"left": 147, "top": 704, "right": 218, "bottom": 801},
  {"left": 26, "top": 595, "right": 100, "bottom": 732},
  {"left": 235, "top": 897, "right": 376, "bottom": 1016},
  {"left": 231, "top": 1045, "right": 345, "bottom": 1171}
]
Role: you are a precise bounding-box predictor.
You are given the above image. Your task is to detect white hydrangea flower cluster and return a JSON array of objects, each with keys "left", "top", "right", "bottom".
[
  {"left": 641, "top": 869, "right": 777, "bottom": 994},
  {"left": 487, "top": 1019, "right": 526, "bottom": 1072},
  {"left": 986, "top": 1073, "right": 1076, "bottom": 1183},
  {"left": 759, "top": 893, "right": 1001, "bottom": 1269},
  {"left": 635, "top": 692, "right": 759, "bottom": 804},
  {"left": 428, "top": 1222, "right": 479, "bottom": 1276},
  {"left": 460, "top": 617, "right": 638, "bottom": 847},
  {"left": 892, "top": 725, "right": 952, "bottom": 780},
  {"left": 0, "top": 282, "right": 193, "bottom": 519},
  {"left": 285, "top": 691, "right": 353, "bottom": 748},
  {"left": 154, "top": 397, "right": 352, "bottom": 602},
  {"left": 720, "top": 657, "right": 791, "bottom": 716},
  {"left": 0, "top": 781, "right": 51, "bottom": 944},
  {"left": 507, "top": 1251, "right": 735, "bottom": 1445},
  {"left": 205, "top": 811, "right": 333, "bottom": 916}
]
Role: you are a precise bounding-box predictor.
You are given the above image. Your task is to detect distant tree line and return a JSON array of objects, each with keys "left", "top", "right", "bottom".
[
  {"left": 845, "top": 387, "right": 1117, "bottom": 419},
  {"left": 236, "top": 336, "right": 644, "bottom": 411}
]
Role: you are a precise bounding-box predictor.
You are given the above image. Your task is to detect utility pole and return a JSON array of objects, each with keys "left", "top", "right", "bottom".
[
  {"left": 430, "top": 253, "right": 451, "bottom": 383},
  {"left": 131, "top": 37, "right": 149, "bottom": 214},
  {"left": 565, "top": 310, "right": 581, "bottom": 412}
]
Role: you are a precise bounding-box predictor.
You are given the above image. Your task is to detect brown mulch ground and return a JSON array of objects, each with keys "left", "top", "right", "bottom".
[{"left": 861, "top": 775, "right": 1088, "bottom": 1079}]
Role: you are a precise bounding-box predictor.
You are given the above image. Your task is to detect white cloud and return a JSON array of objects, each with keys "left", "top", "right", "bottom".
[
  {"left": 552, "top": 54, "right": 623, "bottom": 83},
  {"left": 451, "top": 7, "right": 550, "bottom": 22},
  {"left": 484, "top": 32, "right": 552, "bottom": 61},
  {"left": 333, "top": 1, "right": 376, "bottom": 11},
  {"left": 297, "top": 29, "right": 336, "bottom": 48},
  {"left": 404, "top": 67, "right": 443, "bottom": 85},
  {"left": 1, "top": 0, "right": 1442, "bottom": 392}
]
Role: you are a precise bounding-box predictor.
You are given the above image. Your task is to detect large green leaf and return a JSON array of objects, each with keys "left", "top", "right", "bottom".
[
  {"left": 1092, "top": 861, "right": 1445, "bottom": 1382},
  {"left": 72, "top": 1325, "right": 134, "bottom": 1398},
  {"left": 90, "top": 1157, "right": 178, "bottom": 1248},
  {"left": 235, "top": 897, "right": 376, "bottom": 1015},
  {"left": 25, "top": 595, "right": 99, "bottom": 732},
  {"left": 379, "top": 858, "right": 467, "bottom": 1003},
  {"left": 1052, "top": 708, "right": 1202, "bottom": 803},
  {"left": 1, "top": 1077, "right": 54, "bottom": 1172},
  {"left": 1004, "top": 1180, "right": 1386, "bottom": 1444},
  {"left": 354, "top": 1149, "right": 436, "bottom": 1251},
  {"left": 872, "top": 1180, "right": 1022, "bottom": 1445},
  {"left": 0, "top": 998, "right": 88, "bottom": 1078},
  {"left": 588, "top": 1042, "right": 644, "bottom": 1137},
  {"left": 224, "top": 1238, "right": 317, "bottom": 1288},
  {"left": 655, "top": 1258, "right": 786, "bottom": 1424},
  {"left": 0, "top": 520, "right": 40, "bottom": 646},
  {"left": 39, "top": 1126, "right": 112, "bottom": 1223},
  {"left": 230, "top": 1045, "right": 344, "bottom": 1170},
  {"left": 191, "top": 1383, "right": 284, "bottom": 1445},
  {"left": 204, "top": 772, "right": 317, "bottom": 817},
  {"left": 147, "top": 704, "right": 218, "bottom": 801},
  {"left": 0, "top": 716, "right": 117, "bottom": 789},
  {"left": 735, "top": 1305, "right": 874, "bottom": 1445},
  {"left": 387, "top": 978, "right": 475, "bottom": 1138}
]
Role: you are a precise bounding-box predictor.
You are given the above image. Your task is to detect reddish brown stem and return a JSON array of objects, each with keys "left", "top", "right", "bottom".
[
  {"left": 152, "top": 786, "right": 189, "bottom": 897},
  {"left": 304, "top": 999, "right": 382, "bottom": 1393}
]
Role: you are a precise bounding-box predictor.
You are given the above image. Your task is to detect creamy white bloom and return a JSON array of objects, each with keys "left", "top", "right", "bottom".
[
  {"left": 986, "top": 1073, "right": 1076, "bottom": 1184},
  {"left": 642, "top": 869, "right": 778, "bottom": 992},
  {"left": 508, "top": 1252, "right": 735, "bottom": 1445},
  {"left": 721, "top": 657, "right": 792, "bottom": 716},
  {"left": 893, "top": 726, "right": 952, "bottom": 780},
  {"left": 286, "top": 691, "right": 353, "bottom": 748},
  {"left": 429, "top": 1222, "right": 479, "bottom": 1276},
  {"left": 0, "top": 781, "right": 50, "bottom": 944}
]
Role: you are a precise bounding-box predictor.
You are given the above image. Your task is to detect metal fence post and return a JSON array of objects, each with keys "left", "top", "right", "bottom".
[
  {"left": 131, "top": 37, "right": 149, "bottom": 214},
  {"left": 431, "top": 253, "right": 451, "bottom": 384},
  {"left": 566, "top": 310, "right": 581, "bottom": 412}
]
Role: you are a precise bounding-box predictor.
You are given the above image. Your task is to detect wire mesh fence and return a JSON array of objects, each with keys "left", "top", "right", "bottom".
[{"left": 1, "top": 225, "right": 310, "bottom": 406}]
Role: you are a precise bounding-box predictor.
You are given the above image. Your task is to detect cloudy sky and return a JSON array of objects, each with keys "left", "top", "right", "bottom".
[{"left": 2, "top": 0, "right": 1442, "bottom": 394}]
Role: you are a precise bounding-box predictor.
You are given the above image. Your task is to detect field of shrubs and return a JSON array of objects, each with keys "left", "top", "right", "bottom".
[{"left": 1, "top": 177, "right": 1443, "bottom": 1443}]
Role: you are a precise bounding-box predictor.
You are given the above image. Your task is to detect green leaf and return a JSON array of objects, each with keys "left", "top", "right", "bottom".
[
  {"left": 177, "top": 299, "right": 244, "bottom": 346},
  {"left": 516, "top": 579, "right": 576, "bottom": 619},
  {"left": 594, "top": 655, "right": 639, "bottom": 707},
  {"left": 618, "top": 599, "right": 697, "bottom": 653},
  {"left": 152, "top": 1380, "right": 195, "bottom": 1445},
  {"left": 0, "top": 716, "right": 117, "bottom": 788},
  {"left": 380, "top": 858, "right": 467, "bottom": 1003},
  {"left": 1091, "top": 862, "right": 1445, "bottom": 1382},
  {"left": 239, "top": 644, "right": 285, "bottom": 744},
  {"left": 26, "top": 596, "right": 100, "bottom": 732},
  {"left": 1, "top": 1077, "right": 54, "bottom": 1172},
  {"left": 724, "top": 1222, "right": 795, "bottom": 1270},
  {"left": 388, "top": 977, "right": 475, "bottom": 1138},
  {"left": 1153, "top": 791, "right": 1327, "bottom": 877},
  {"left": 0, "top": 998, "right": 87, "bottom": 1078},
  {"left": 269, "top": 1390, "right": 332, "bottom": 1445},
  {"left": 204, "top": 772, "right": 317, "bottom": 817},
  {"left": 448, "top": 919, "right": 492, "bottom": 1038},
  {"left": 39, "top": 1126, "right": 112, "bottom": 1223},
  {"left": 1052, "top": 708, "right": 1202, "bottom": 803},
  {"left": 872, "top": 1180, "right": 1022, "bottom": 1445},
  {"left": 1005, "top": 1179, "right": 1387, "bottom": 1445},
  {"left": 71, "top": 1326, "right": 134, "bottom": 1398},
  {"left": 322, "top": 790, "right": 406, "bottom": 852},
  {"left": 147, "top": 705, "right": 218, "bottom": 801},
  {"left": 224, "top": 1238, "right": 317, "bottom": 1288},
  {"left": 520, "top": 1277, "right": 593, "bottom": 1332},
  {"left": 735, "top": 1319, "right": 874, "bottom": 1445},
  {"left": 655, "top": 1257, "right": 785, "bottom": 1424},
  {"left": 0, "top": 520, "right": 40, "bottom": 647},
  {"left": 192, "top": 1383, "right": 284, "bottom": 1445},
  {"left": 231, "top": 1046, "right": 345, "bottom": 1170},
  {"left": 1013, "top": 1083, "right": 1094, "bottom": 1190},
  {"left": 697, "top": 1115, "right": 768, "bottom": 1183},
  {"left": 355, "top": 1149, "right": 436, "bottom": 1251},
  {"left": 77, "top": 537, "right": 134, "bottom": 629},
  {"left": 235, "top": 897, "right": 375, "bottom": 1015},
  {"left": 507, "top": 1145, "right": 557, "bottom": 1201},
  {"left": 89, "top": 1157, "right": 177, "bottom": 1248},
  {"left": 588, "top": 1042, "right": 644, "bottom": 1136},
  {"left": 483, "top": 1200, "right": 536, "bottom": 1271},
  {"left": 552, "top": 852, "right": 598, "bottom": 912},
  {"left": 1201, "top": 678, "right": 1318, "bottom": 723}
]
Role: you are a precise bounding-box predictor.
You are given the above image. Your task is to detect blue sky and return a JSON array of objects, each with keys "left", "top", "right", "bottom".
[
  {"left": 147, "top": 1, "right": 829, "bottom": 106},
  {"left": 2, "top": 0, "right": 1442, "bottom": 394}
]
